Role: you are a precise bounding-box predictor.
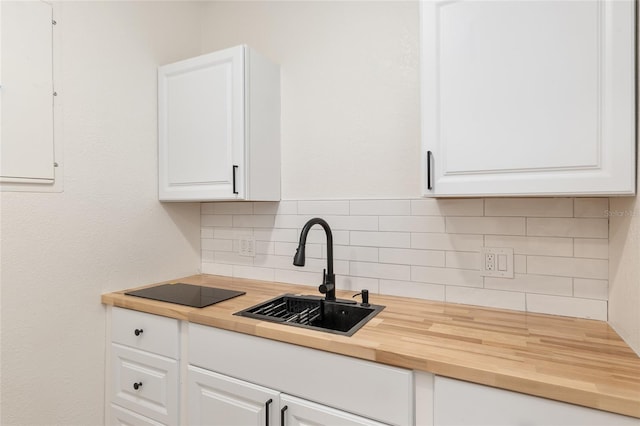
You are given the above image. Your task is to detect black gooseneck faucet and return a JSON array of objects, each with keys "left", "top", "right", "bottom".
[{"left": 293, "top": 218, "right": 336, "bottom": 301}]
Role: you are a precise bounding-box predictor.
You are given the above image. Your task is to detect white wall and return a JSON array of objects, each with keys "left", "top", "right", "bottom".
[
  {"left": 201, "top": 1, "right": 421, "bottom": 200},
  {"left": 0, "top": 2, "right": 203, "bottom": 424}
]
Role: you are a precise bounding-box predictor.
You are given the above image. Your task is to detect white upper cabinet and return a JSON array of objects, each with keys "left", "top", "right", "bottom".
[
  {"left": 421, "top": 0, "right": 636, "bottom": 197},
  {"left": 158, "top": 45, "right": 280, "bottom": 201}
]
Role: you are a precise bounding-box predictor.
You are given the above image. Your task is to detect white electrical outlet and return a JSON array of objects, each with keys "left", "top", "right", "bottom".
[
  {"left": 238, "top": 237, "right": 256, "bottom": 257},
  {"left": 480, "top": 247, "right": 514, "bottom": 278}
]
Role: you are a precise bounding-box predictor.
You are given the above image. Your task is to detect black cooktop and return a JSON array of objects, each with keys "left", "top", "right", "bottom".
[{"left": 125, "top": 283, "right": 245, "bottom": 308}]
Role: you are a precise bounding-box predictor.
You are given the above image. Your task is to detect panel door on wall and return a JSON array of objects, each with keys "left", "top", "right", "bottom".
[
  {"left": 1, "top": 0, "right": 55, "bottom": 184},
  {"left": 421, "top": 0, "right": 635, "bottom": 197},
  {"left": 187, "top": 365, "right": 281, "bottom": 426}
]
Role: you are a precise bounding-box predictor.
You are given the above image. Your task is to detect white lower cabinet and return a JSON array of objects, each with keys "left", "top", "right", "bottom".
[
  {"left": 107, "top": 307, "right": 180, "bottom": 426},
  {"left": 433, "top": 376, "right": 639, "bottom": 426},
  {"left": 281, "top": 394, "right": 388, "bottom": 426},
  {"left": 188, "top": 366, "right": 280, "bottom": 426},
  {"left": 188, "top": 324, "right": 414, "bottom": 426},
  {"left": 110, "top": 404, "right": 167, "bottom": 426},
  {"left": 188, "top": 366, "right": 387, "bottom": 426}
]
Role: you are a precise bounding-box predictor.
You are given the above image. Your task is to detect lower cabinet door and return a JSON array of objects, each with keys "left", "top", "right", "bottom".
[
  {"left": 280, "top": 394, "right": 389, "bottom": 426},
  {"left": 188, "top": 365, "right": 281, "bottom": 426},
  {"left": 110, "top": 404, "right": 166, "bottom": 426},
  {"left": 111, "top": 344, "right": 178, "bottom": 425}
]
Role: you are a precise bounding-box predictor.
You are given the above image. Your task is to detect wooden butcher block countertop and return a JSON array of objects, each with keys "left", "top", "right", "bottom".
[{"left": 102, "top": 274, "right": 640, "bottom": 419}]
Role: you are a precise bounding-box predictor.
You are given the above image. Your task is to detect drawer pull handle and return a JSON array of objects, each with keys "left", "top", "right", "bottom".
[
  {"left": 280, "top": 405, "right": 288, "bottom": 426},
  {"left": 134, "top": 329, "right": 143, "bottom": 336},
  {"left": 265, "top": 398, "right": 273, "bottom": 426},
  {"left": 133, "top": 382, "right": 143, "bottom": 390}
]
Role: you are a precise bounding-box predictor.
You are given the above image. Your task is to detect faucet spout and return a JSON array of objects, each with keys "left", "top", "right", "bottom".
[{"left": 293, "top": 218, "right": 335, "bottom": 301}]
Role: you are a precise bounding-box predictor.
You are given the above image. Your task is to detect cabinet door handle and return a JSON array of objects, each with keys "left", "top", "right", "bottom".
[
  {"left": 232, "top": 165, "right": 239, "bottom": 194},
  {"left": 280, "top": 405, "right": 288, "bottom": 426},
  {"left": 265, "top": 398, "right": 273, "bottom": 426},
  {"left": 133, "top": 382, "right": 142, "bottom": 390},
  {"left": 426, "top": 151, "right": 433, "bottom": 190},
  {"left": 134, "top": 329, "right": 143, "bottom": 336}
]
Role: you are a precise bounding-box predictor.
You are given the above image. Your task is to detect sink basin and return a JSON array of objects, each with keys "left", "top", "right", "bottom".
[{"left": 234, "top": 294, "right": 384, "bottom": 336}]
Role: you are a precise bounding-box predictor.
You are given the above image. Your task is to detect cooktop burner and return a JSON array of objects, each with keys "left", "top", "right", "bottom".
[{"left": 125, "top": 283, "right": 245, "bottom": 308}]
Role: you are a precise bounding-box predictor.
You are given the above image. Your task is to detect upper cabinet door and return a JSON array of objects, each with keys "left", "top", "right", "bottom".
[
  {"left": 421, "top": 0, "right": 636, "bottom": 197},
  {"left": 159, "top": 46, "right": 245, "bottom": 200},
  {"left": 158, "top": 45, "right": 280, "bottom": 202}
]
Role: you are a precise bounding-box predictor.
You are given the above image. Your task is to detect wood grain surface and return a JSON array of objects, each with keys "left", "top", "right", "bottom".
[{"left": 101, "top": 274, "right": 640, "bottom": 418}]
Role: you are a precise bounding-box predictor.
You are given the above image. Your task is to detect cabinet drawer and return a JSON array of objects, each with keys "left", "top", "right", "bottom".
[
  {"left": 189, "top": 324, "right": 414, "bottom": 426},
  {"left": 110, "top": 404, "right": 166, "bottom": 426},
  {"left": 112, "top": 307, "right": 179, "bottom": 358},
  {"left": 111, "top": 344, "right": 178, "bottom": 425}
]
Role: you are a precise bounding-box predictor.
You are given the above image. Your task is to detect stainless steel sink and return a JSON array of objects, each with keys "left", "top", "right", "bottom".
[{"left": 234, "top": 294, "right": 384, "bottom": 336}]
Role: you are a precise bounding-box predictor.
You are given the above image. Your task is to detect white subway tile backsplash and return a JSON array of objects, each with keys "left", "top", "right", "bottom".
[
  {"left": 201, "top": 197, "right": 611, "bottom": 320},
  {"left": 527, "top": 218, "right": 608, "bottom": 238},
  {"left": 446, "top": 286, "right": 526, "bottom": 311},
  {"left": 350, "top": 231, "right": 411, "bottom": 248},
  {"left": 411, "top": 266, "right": 482, "bottom": 287},
  {"left": 526, "top": 294, "right": 607, "bottom": 320},
  {"left": 232, "top": 265, "right": 275, "bottom": 282},
  {"left": 574, "top": 238, "right": 608, "bottom": 259},
  {"left": 485, "top": 198, "right": 573, "bottom": 217},
  {"left": 253, "top": 201, "right": 297, "bottom": 215},
  {"left": 201, "top": 250, "right": 214, "bottom": 263},
  {"left": 298, "top": 200, "right": 350, "bottom": 215},
  {"left": 273, "top": 215, "right": 305, "bottom": 229},
  {"left": 411, "top": 199, "right": 483, "bottom": 216},
  {"left": 214, "top": 251, "right": 253, "bottom": 266},
  {"left": 275, "top": 268, "right": 323, "bottom": 286},
  {"left": 233, "top": 214, "right": 276, "bottom": 228},
  {"left": 445, "top": 251, "right": 480, "bottom": 270},
  {"left": 350, "top": 199, "right": 411, "bottom": 216},
  {"left": 275, "top": 242, "right": 322, "bottom": 259},
  {"left": 321, "top": 215, "right": 379, "bottom": 231},
  {"left": 446, "top": 217, "right": 526, "bottom": 235},
  {"left": 202, "top": 239, "right": 233, "bottom": 252},
  {"left": 201, "top": 262, "right": 233, "bottom": 276},
  {"left": 203, "top": 202, "right": 253, "bottom": 215},
  {"left": 379, "top": 280, "right": 445, "bottom": 301},
  {"left": 484, "top": 235, "right": 573, "bottom": 256},
  {"left": 334, "top": 245, "right": 379, "bottom": 262},
  {"left": 305, "top": 229, "right": 349, "bottom": 245},
  {"left": 256, "top": 241, "right": 275, "bottom": 255},
  {"left": 336, "top": 276, "right": 380, "bottom": 292},
  {"left": 213, "top": 227, "right": 252, "bottom": 240},
  {"left": 574, "top": 198, "right": 609, "bottom": 218},
  {"left": 411, "top": 233, "right": 483, "bottom": 251},
  {"left": 350, "top": 261, "right": 411, "bottom": 281},
  {"left": 202, "top": 214, "right": 233, "bottom": 227},
  {"left": 484, "top": 274, "right": 573, "bottom": 296},
  {"left": 254, "top": 228, "right": 298, "bottom": 243},
  {"left": 527, "top": 256, "right": 608, "bottom": 280},
  {"left": 573, "top": 278, "right": 608, "bottom": 300},
  {"left": 379, "top": 216, "right": 445, "bottom": 233},
  {"left": 379, "top": 248, "right": 445, "bottom": 267}
]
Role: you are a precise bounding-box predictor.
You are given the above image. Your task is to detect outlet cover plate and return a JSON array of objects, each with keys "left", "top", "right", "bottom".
[
  {"left": 238, "top": 237, "right": 256, "bottom": 257},
  {"left": 480, "top": 247, "right": 514, "bottom": 278}
]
